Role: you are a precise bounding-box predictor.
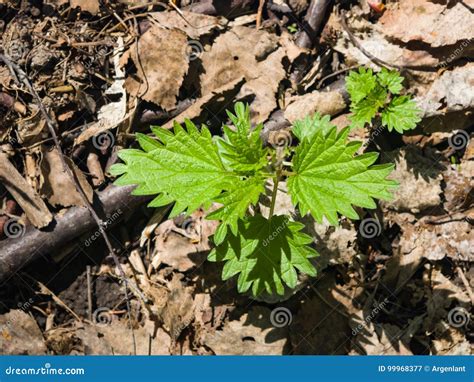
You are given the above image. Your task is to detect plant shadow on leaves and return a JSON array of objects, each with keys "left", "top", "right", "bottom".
[{"left": 209, "top": 214, "right": 317, "bottom": 297}]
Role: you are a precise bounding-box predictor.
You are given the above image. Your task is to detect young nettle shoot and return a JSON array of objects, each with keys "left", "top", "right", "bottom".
[
  {"left": 346, "top": 67, "right": 421, "bottom": 133},
  {"left": 110, "top": 96, "right": 401, "bottom": 296}
]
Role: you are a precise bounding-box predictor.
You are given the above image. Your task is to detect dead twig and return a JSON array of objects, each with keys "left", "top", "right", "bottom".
[
  {"left": 296, "top": 0, "right": 334, "bottom": 49},
  {"left": 256, "top": 0, "right": 266, "bottom": 29}
]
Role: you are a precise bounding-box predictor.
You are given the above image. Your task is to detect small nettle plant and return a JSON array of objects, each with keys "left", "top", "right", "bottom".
[
  {"left": 110, "top": 68, "right": 419, "bottom": 297},
  {"left": 346, "top": 67, "right": 421, "bottom": 132}
]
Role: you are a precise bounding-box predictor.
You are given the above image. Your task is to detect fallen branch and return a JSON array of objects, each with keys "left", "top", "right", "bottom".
[
  {"left": 0, "top": 185, "right": 151, "bottom": 282},
  {"left": 296, "top": 0, "right": 334, "bottom": 49}
]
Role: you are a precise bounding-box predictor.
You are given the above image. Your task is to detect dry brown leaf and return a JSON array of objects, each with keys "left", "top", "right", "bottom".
[
  {"left": 418, "top": 64, "right": 474, "bottom": 119},
  {"left": 204, "top": 306, "right": 288, "bottom": 355},
  {"left": 162, "top": 77, "right": 245, "bottom": 129},
  {"left": 378, "top": 0, "right": 474, "bottom": 48},
  {"left": 70, "top": 0, "right": 99, "bottom": 14},
  {"left": 284, "top": 89, "right": 346, "bottom": 124},
  {"left": 75, "top": 37, "right": 127, "bottom": 145},
  {"left": 200, "top": 26, "right": 285, "bottom": 123},
  {"left": 0, "top": 152, "right": 53, "bottom": 228},
  {"left": 39, "top": 147, "right": 93, "bottom": 208},
  {"left": 381, "top": 146, "right": 443, "bottom": 213},
  {"left": 351, "top": 322, "right": 413, "bottom": 355},
  {"left": 0, "top": 310, "right": 47, "bottom": 354},
  {"left": 73, "top": 321, "right": 171, "bottom": 355},
  {"left": 150, "top": 11, "right": 224, "bottom": 39},
  {"left": 159, "top": 274, "right": 195, "bottom": 342},
  {"left": 151, "top": 209, "right": 218, "bottom": 272},
  {"left": 123, "top": 25, "right": 188, "bottom": 111},
  {"left": 333, "top": 15, "right": 439, "bottom": 69},
  {"left": 290, "top": 273, "right": 353, "bottom": 354},
  {"left": 427, "top": 269, "right": 471, "bottom": 321}
]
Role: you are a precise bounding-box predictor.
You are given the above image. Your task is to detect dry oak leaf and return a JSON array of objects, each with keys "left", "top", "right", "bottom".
[
  {"left": 378, "top": 0, "right": 474, "bottom": 48},
  {"left": 122, "top": 25, "right": 189, "bottom": 111},
  {"left": 200, "top": 26, "right": 285, "bottom": 123}
]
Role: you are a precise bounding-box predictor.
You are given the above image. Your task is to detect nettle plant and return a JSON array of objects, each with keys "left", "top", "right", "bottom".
[
  {"left": 346, "top": 67, "right": 421, "bottom": 132},
  {"left": 110, "top": 68, "right": 418, "bottom": 297}
]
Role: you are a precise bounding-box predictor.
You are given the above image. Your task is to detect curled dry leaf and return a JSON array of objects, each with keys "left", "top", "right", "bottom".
[
  {"left": 159, "top": 274, "right": 195, "bottom": 342},
  {"left": 284, "top": 89, "right": 347, "bottom": 123},
  {"left": 0, "top": 152, "right": 53, "bottom": 228},
  {"left": 75, "top": 37, "right": 127, "bottom": 145},
  {"left": 39, "top": 147, "right": 93, "bottom": 208},
  {"left": 122, "top": 25, "right": 189, "bottom": 111}
]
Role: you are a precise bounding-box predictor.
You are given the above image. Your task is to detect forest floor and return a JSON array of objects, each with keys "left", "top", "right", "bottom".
[{"left": 0, "top": 0, "right": 472, "bottom": 355}]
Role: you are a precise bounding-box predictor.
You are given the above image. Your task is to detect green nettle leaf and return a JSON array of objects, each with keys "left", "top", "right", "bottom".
[
  {"left": 350, "top": 86, "right": 387, "bottom": 127},
  {"left": 292, "top": 113, "right": 335, "bottom": 141},
  {"left": 346, "top": 67, "right": 421, "bottom": 132},
  {"left": 376, "top": 68, "right": 404, "bottom": 95},
  {"left": 208, "top": 214, "right": 318, "bottom": 296},
  {"left": 109, "top": 120, "right": 237, "bottom": 217},
  {"left": 287, "top": 126, "right": 397, "bottom": 225},
  {"left": 215, "top": 102, "right": 268, "bottom": 173},
  {"left": 207, "top": 176, "right": 266, "bottom": 236},
  {"left": 381, "top": 96, "right": 422, "bottom": 133},
  {"left": 346, "top": 67, "right": 377, "bottom": 104}
]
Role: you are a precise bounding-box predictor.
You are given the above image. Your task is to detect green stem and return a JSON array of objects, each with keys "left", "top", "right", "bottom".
[{"left": 269, "top": 170, "right": 280, "bottom": 217}]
